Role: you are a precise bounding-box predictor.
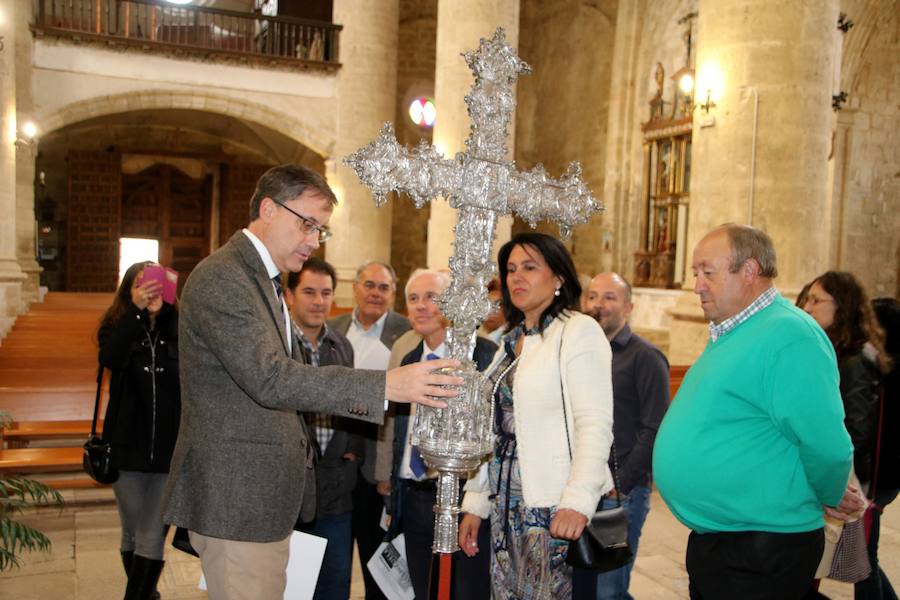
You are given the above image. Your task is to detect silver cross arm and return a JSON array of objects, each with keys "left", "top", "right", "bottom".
[{"left": 345, "top": 123, "right": 602, "bottom": 239}]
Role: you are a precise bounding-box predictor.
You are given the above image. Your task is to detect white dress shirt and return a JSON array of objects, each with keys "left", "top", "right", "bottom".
[
  {"left": 345, "top": 310, "right": 391, "bottom": 370},
  {"left": 242, "top": 229, "right": 291, "bottom": 354},
  {"left": 398, "top": 340, "right": 445, "bottom": 481}
]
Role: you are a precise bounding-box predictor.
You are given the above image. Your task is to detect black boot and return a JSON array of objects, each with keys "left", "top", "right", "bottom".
[
  {"left": 123, "top": 555, "right": 164, "bottom": 600},
  {"left": 121, "top": 550, "right": 134, "bottom": 575}
]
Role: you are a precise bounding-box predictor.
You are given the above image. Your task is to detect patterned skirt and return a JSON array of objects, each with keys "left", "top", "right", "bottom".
[{"left": 489, "top": 452, "right": 572, "bottom": 599}]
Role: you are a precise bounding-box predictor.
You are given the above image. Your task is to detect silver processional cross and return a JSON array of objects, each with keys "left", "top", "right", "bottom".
[{"left": 345, "top": 27, "right": 603, "bottom": 553}]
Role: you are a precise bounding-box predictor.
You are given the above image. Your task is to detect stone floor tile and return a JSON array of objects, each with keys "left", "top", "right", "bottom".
[{"left": 1, "top": 489, "right": 898, "bottom": 599}]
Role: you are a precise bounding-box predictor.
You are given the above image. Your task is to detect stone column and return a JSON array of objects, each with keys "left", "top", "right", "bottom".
[
  {"left": 669, "top": 0, "right": 839, "bottom": 363},
  {"left": 15, "top": 0, "right": 39, "bottom": 306},
  {"left": 328, "top": 0, "right": 399, "bottom": 305},
  {"left": 0, "top": 0, "right": 26, "bottom": 338},
  {"left": 427, "top": 0, "right": 520, "bottom": 269}
]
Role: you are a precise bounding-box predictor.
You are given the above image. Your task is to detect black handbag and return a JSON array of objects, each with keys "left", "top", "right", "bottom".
[
  {"left": 556, "top": 323, "right": 632, "bottom": 571},
  {"left": 564, "top": 446, "right": 633, "bottom": 571},
  {"left": 82, "top": 364, "right": 119, "bottom": 484},
  {"left": 171, "top": 526, "right": 199, "bottom": 557}
]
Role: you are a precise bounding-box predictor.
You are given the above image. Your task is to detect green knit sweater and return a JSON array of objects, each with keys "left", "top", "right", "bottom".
[{"left": 653, "top": 295, "right": 853, "bottom": 534}]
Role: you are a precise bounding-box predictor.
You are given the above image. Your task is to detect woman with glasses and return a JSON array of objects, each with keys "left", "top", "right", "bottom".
[
  {"left": 802, "top": 271, "right": 892, "bottom": 598},
  {"left": 99, "top": 262, "right": 182, "bottom": 600},
  {"left": 458, "top": 232, "right": 614, "bottom": 599}
]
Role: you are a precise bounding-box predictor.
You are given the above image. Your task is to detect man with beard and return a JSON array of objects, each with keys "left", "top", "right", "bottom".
[{"left": 577, "top": 272, "right": 669, "bottom": 600}]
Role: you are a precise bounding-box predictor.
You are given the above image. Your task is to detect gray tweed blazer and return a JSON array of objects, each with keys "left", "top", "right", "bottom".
[
  {"left": 329, "top": 309, "right": 411, "bottom": 482},
  {"left": 162, "top": 231, "right": 385, "bottom": 543}
]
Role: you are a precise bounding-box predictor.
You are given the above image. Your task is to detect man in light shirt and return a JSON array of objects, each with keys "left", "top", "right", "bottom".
[
  {"left": 378, "top": 269, "right": 496, "bottom": 600},
  {"left": 329, "top": 260, "right": 411, "bottom": 600}
]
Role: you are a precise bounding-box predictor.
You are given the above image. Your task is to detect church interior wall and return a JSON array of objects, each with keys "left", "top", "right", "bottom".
[
  {"left": 835, "top": 4, "right": 899, "bottom": 298},
  {"left": 31, "top": 38, "right": 338, "bottom": 157},
  {"left": 389, "top": 0, "right": 438, "bottom": 313},
  {"left": 513, "top": 0, "right": 618, "bottom": 279},
  {"left": 2, "top": 0, "right": 896, "bottom": 343}
]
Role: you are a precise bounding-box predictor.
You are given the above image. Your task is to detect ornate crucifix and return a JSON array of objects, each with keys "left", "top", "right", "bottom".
[{"left": 345, "top": 27, "right": 603, "bottom": 553}]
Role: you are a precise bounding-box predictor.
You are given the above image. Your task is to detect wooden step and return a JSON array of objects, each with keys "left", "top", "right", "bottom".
[
  {"left": 3, "top": 419, "right": 100, "bottom": 447},
  {"left": 0, "top": 446, "right": 84, "bottom": 473},
  {"left": 0, "top": 389, "right": 102, "bottom": 421},
  {"left": 0, "top": 369, "right": 97, "bottom": 388},
  {"left": 34, "top": 476, "right": 110, "bottom": 490}
]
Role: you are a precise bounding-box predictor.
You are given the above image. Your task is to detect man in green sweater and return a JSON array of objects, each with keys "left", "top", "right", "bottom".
[{"left": 653, "top": 224, "right": 860, "bottom": 599}]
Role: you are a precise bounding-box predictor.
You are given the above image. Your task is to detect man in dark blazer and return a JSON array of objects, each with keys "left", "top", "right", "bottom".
[
  {"left": 162, "top": 165, "right": 460, "bottom": 600},
  {"left": 329, "top": 260, "right": 410, "bottom": 600},
  {"left": 381, "top": 269, "right": 496, "bottom": 600},
  {"left": 284, "top": 258, "right": 361, "bottom": 600}
]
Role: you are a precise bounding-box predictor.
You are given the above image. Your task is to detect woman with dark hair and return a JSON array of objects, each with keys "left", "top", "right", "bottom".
[
  {"left": 803, "top": 271, "right": 890, "bottom": 486},
  {"left": 458, "top": 233, "right": 614, "bottom": 599},
  {"left": 857, "top": 297, "right": 899, "bottom": 600},
  {"left": 98, "top": 262, "right": 181, "bottom": 600},
  {"left": 803, "top": 272, "right": 894, "bottom": 599}
]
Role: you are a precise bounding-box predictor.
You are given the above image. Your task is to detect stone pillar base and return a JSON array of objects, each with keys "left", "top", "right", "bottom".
[
  {"left": 0, "top": 260, "right": 26, "bottom": 340},
  {"left": 18, "top": 259, "right": 43, "bottom": 308},
  {"left": 666, "top": 291, "right": 709, "bottom": 366}
]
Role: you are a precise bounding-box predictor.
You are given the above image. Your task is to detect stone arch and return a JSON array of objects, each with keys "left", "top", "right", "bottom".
[
  {"left": 37, "top": 90, "right": 335, "bottom": 159},
  {"left": 839, "top": 0, "right": 889, "bottom": 95}
]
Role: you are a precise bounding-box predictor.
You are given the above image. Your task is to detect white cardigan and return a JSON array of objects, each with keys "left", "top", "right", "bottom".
[{"left": 461, "top": 312, "right": 614, "bottom": 520}]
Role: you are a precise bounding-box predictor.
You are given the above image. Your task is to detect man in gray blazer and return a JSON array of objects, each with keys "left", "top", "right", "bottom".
[
  {"left": 329, "top": 261, "right": 410, "bottom": 600},
  {"left": 162, "top": 165, "right": 459, "bottom": 600}
]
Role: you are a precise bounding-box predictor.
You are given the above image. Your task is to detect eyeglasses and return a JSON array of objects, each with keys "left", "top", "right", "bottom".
[
  {"left": 275, "top": 202, "right": 333, "bottom": 244},
  {"left": 805, "top": 295, "right": 835, "bottom": 308}
]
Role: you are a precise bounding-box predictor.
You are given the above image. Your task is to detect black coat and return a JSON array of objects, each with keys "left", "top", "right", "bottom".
[
  {"left": 838, "top": 350, "right": 881, "bottom": 484},
  {"left": 99, "top": 302, "right": 181, "bottom": 473}
]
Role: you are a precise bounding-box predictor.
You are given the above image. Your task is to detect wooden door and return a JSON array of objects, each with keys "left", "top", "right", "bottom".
[
  {"left": 121, "top": 164, "right": 211, "bottom": 292},
  {"left": 66, "top": 150, "right": 122, "bottom": 291}
]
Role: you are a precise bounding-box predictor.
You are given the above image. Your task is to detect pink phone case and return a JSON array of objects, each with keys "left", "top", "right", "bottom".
[{"left": 140, "top": 265, "right": 178, "bottom": 304}]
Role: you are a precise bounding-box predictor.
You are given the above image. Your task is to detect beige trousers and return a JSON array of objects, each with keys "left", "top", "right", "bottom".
[{"left": 189, "top": 531, "right": 291, "bottom": 600}]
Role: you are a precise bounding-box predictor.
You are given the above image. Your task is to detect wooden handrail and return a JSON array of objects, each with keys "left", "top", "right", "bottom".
[{"left": 33, "top": 0, "right": 342, "bottom": 68}]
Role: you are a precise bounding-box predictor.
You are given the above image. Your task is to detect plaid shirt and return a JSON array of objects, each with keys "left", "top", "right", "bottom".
[
  {"left": 708, "top": 287, "right": 778, "bottom": 343},
  {"left": 297, "top": 325, "right": 335, "bottom": 454}
]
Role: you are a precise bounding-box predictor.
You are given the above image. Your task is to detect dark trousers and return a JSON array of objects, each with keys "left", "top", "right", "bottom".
[
  {"left": 687, "top": 528, "right": 824, "bottom": 600},
  {"left": 401, "top": 482, "right": 491, "bottom": 600},
  {"left": 855, "top": 488, "right": 899, "bottom": 600},
  {"left": 353, "top": 477, "right": 388, "bottom": 600}
]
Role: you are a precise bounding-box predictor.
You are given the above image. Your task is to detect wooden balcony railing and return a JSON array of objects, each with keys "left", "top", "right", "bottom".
[{"left": 33, "top": 0, "right": 342, "bottom": 69}]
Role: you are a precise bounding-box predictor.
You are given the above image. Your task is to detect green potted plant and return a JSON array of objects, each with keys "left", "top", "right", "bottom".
[{"left": 0, "top": 411, "right": 64, "bottom": 571}]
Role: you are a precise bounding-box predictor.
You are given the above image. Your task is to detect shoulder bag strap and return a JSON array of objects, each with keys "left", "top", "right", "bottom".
[
  {"left": 558, "top": 316, "right": 623, "bottom": 508},
  {"left": 869, "top": 385, "right": 885, "bottom": 501},
  {"left": 91, "top": 363, "right": 104, "bottom": 437}
]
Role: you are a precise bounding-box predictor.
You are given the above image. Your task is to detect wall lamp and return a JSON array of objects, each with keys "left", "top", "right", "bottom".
[
  {"left": 696, "top": 89, "right": 716, "bottom": 114},
  {"left": 14, "top": 121, "right": 38, "bottom": 148}
]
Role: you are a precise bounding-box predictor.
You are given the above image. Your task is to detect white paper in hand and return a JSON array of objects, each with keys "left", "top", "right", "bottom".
[{"left": 367, "top": 534, "right": 415, "bottom": 600}]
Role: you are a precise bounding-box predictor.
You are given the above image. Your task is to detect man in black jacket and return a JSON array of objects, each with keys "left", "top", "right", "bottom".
[
  {"left": 284, "top": 258, "right": 361, "bottom": 600},
  {"left": 579, "top": 272, "right": 670, "bottom": 600}
]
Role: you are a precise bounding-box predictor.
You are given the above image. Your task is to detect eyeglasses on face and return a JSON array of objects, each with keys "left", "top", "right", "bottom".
[
  {"left": 275, "top": 201, "right": 333, "bottom": 243},
  {"left": 805, "top": 295, "right": 835, "bottom": 307}
]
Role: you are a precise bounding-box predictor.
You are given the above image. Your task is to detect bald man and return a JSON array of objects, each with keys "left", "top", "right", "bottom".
[{"left": 576, "top": 272, "right": 669, "bottom": 600}]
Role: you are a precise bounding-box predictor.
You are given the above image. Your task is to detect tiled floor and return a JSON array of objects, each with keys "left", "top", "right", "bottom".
[{"left": 2, "top": 488, "right": 897, "bottom": 599}]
